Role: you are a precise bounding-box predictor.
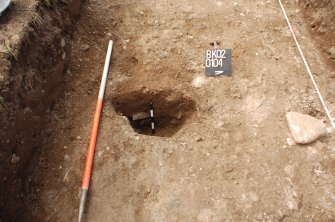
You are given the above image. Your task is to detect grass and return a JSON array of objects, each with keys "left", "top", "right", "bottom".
[
  {"left": 4, "top": 42, "right": 17, "bottom": 61},
  {"left": 32, "top": 12, "right": 43, "bottom": 27},
  {"left": 0, "top": 95, "right": 7, "bottom": 108}
]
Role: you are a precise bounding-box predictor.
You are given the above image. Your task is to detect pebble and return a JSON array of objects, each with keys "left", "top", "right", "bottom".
[
  {"left": 98, "top": 151, "right": 103, "bottom": 158},
  {"left": 60, "top": 38, "right": 66, "bottom": 48},
  {"left": 191, "top": 76, "right": 209, "bottom": 88},
  {"left": 132, "top": 112, "right": 149, "bottom": 120},
  {"left": 176, "top": 111, "right": 182, "bottom": 120},
  {"left": 80, "top": 44, "right": 90, "bottom": 52},
  {"left": 64, "top": 154, "right": 70, "bottom": 161},
  {"left": 62, "top": 52, "right": 66, "bottom": 60},
  {"left": 307, "top": 96, "right": 314, "bottom": 102},
  {"left": 170, "top": 119, "right": 179, "bottom": 125},
  {"left": 11, "top": 154, "right": 20, "bottom": 164},
  {"left": 214, "top": 121, "right": 224, "bottom": 129},
  {"left": 77, "top": 136, "right": 82, "bottom": 140}
]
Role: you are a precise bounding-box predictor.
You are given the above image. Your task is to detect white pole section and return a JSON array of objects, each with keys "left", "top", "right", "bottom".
[{"left": 98, "top": 40, "right": 114, "bottom": 99}]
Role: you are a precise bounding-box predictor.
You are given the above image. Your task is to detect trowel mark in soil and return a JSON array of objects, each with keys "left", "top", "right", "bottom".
[{"left": 112, "top": 89, "right": 196, "bottom": 137}]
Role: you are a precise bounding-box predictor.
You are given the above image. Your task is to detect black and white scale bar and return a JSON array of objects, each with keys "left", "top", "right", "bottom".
[{"left": 150, "top": 102, "right": 155, "bottom": 135}]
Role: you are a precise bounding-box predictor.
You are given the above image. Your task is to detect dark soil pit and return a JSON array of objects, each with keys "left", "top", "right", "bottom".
[{"left": 112, "top": 89, "right": 196, "bottom": 137}]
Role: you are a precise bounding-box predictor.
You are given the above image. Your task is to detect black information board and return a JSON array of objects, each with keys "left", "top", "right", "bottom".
[{"left": 205, "top": 49, "right": 232, "bottom": 76}]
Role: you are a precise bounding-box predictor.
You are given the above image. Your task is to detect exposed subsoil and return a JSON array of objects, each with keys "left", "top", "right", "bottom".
[{"left": 1, "top": 0, "right": 335, "bottom": 221}]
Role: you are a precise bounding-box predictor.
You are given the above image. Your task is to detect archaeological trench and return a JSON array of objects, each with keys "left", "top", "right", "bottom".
[{"left": 0, "top": 0, "right": 335, "bottom": 221}]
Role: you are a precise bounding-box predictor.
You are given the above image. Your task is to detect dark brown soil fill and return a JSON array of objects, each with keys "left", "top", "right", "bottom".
[{"left": 112, "top": 89, "right": 196, "bottom": 137}]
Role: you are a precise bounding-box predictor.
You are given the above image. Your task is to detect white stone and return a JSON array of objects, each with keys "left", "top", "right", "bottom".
[
  {"left": 191, "top": 76, "right": 209, "bottom": 88},
  {"left": 132, "top": 112, "right": 149, "bottom": 120},
  {"left": 286, "top": 112, "right": 326, "bottom": 144},
  {"left": 60, "top": 38, "right": 66, "bottom": 48},
  {"left": 214, "top": 120, "right": 224, "bottom": 129}
]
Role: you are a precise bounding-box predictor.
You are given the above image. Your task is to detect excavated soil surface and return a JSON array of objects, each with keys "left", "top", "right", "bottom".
[{"left": 1, "top": 0, "right": 335, "bottom": 221}]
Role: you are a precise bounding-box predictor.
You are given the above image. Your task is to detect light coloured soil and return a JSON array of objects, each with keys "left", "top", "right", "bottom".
[{"left": 22, "top": 0, "right": 335, "bottom": 221}]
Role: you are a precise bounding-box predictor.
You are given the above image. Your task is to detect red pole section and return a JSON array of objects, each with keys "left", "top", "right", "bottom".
[
  {"left": 79, "top": 40, "right": 113, "bottom": 222},
  {"left": 81, "top": 98, "right": 103, "bottom": 189}
]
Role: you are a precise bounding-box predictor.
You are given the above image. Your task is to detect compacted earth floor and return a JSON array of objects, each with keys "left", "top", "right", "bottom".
[{"left": 22, "top": 0, "right": 335, "bottom": 221}]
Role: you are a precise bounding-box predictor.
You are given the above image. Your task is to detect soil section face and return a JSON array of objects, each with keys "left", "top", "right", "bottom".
[{"left": 0, "top": 0, "right": 82, "bottom": 221}]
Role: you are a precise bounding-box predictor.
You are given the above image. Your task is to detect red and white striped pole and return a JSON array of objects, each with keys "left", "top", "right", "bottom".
[{"left": 78, "top": 40, "right": 113, "bottom": 222}]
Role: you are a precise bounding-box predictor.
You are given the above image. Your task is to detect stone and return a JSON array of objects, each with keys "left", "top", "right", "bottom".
[
  {"left": 132, "top": 112, "right": 149, "bottom": 120},
  {"left": 60, "top": 38, "right": 66, "bottom": 48},
  {"left": 286, "top": 112, "right": 326, "bottom": 144},
  {"left": 214, "top": 120, "right": 224, "bottom": 129},
  {"left": 11, "top": 154, "right": 20, "bottom": 164},
  {"left": 191, "top": 76, "right": 209, "bottom": 88},
  {"left": 80, "top": 44, "right": 90, "bottom": 52},
  {"left": 176, "top": 111, "right": 182, "bottom": 119}
]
